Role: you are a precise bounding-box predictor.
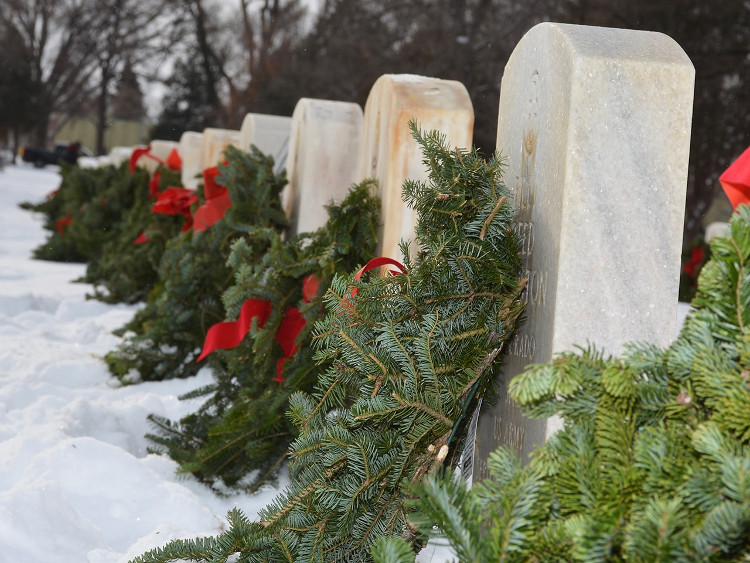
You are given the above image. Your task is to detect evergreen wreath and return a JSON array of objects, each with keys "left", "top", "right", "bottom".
[
  {"left": 106, "top": 145, "right": 288, "bottom": 382},
  {"left": 22, "top": 161, "right": 147, "bottom": 263},
  {"left": 146, "top": 180, "right": 381, "bottom": 493},
  {"left": 83, "top": 166, "right": 185, "bottom": 304},
  {"left": 130, "top": 123, "right": 526, "bottom": 562},
  {"left": 377, "top": 205, "right": 750, "bottom": 562}
]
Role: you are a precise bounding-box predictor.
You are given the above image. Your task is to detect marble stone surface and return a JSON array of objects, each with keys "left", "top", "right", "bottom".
[
  {"left": 358, "top": 74, "right": 474, "bottom": 261},
  {"left": 201, "top": 128, "right": 241, "bottom": 169},
  {"left": 284, "top": 98, "right": 363, "bottom": 235},
  {"left": 239, "top": 113, "right": 292, "bottom": 168},
  {"left": 145, "top": 140, "right": 178, "bottom": 174},
  {"left": 178, "top": 132, "right": 203, "bottom": 189},
  {"left": 107, "top": 146, "right": 133, "bottom": 168},
  {"left": 469, "top": 22, "right": 695, "bottom": 482}
]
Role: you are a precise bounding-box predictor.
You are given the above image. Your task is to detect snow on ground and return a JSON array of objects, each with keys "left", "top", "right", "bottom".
[
  {"left": 0, "top": 164, "right": 693, "bottom": 563},
  {"left": 0, "top": 165, "right": 286, "bottom": 563}
]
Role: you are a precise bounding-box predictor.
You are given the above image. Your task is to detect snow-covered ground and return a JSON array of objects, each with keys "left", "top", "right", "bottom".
[
  {"left": 0, "top": 164, "right": 692, "bottom": 563},
  {"left": 0, "top": 165, "right": 285, "bottom": 563}
]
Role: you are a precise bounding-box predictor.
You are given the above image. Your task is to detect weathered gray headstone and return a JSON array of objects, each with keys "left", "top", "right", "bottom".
[
  {"left": 284, "top": 98, "right": 363, "bottom": 235},
  {"left": 358, "top": 74, "right": 474, "bottom": 261},
  {"left": 468, "top": 22, "right": 695, "bottom": 482}
]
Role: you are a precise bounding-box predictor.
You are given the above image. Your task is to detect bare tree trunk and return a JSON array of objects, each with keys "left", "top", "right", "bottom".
[{"left": 96, "top": 70, "right": 111, "bottom": 154}]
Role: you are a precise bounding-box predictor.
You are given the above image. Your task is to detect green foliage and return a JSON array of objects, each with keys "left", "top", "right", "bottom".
[
  {"left": 106, "top": 146, "right": 287, "bottom": 382},
  {"left": 146, "top": 180, "right": 381, "bottom": 493},
  {"left": 389, "top": 204, "right": 750, "bottom": 561},
  {"left": 131, "top": 123, "right": 525, "bottom": 562},
  {"left": 22, "top": 161, "right": 146, "bottom": 263},
  {"left": 83, "top": 167, "right": 185, "bottom": 304}
]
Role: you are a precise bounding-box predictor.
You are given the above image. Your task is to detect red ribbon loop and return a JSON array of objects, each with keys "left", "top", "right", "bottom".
[
  {"left": 134, "top": 231, "right": 150, "bottom": 245},
  {"left": 350, "top": 257, "right": 406, "bottom": 298},
  {"left": 720, "top": 145, "right": 750, "bottom": 210},
  {"left": 193, "top": 167, "right": 231, "bottom": 233},
  {"left": 166, "top": 148, "right": 182, "bottom": 171},
  {"left": 55, "top": 214, "right": 72, "bottom": 236},
  {"left": 153, "top": 187, "right": 198, "bottom": 232},
  {"left": 197, "top": 299, "right": 272, "bottom": 362},
  {"left": 302, "top": 274, "right": 319, "bottom": 303},
  {"left": 274, "top": 307, "right": 306, "bottom": 383},
  {"left": 129, "top": 146, "right": 166, "bottom": 174},
  {"left": 197, "top": 275, "right": 321, "bottom": 382},
  {"left": 149, "top": 171, "right": 162, "bottom": 199}
]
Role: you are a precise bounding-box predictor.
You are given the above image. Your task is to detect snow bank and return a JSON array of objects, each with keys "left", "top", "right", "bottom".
[
  {"left": 0, "top": 165, "right": 693, "bottom": 563},
  {"left": 0, "top": 165, "right": 285, "bottom": 563}
]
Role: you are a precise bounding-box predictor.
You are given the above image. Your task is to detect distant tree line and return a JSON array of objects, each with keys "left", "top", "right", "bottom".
[{"left": 1, "top": 0, "right": 748, "bottom": 240}]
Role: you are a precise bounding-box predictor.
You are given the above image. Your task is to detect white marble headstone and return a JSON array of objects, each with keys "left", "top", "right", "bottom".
[
  {"left": 178, "top": 131, "right": 203, "bottom": 189},
  {"left": 107, "top": 146, "right": 134, "bottom": 168},
  {"left": 469, "top": 22, "right": 695, "bottom": 481},
  {"left": 145, "top": 140, "right": 178, "bottom": 174},
  {"left": 239, "top": 113, "right": 292, "bottom": 168},
  {"left": 201, "top": 128, "right": 241, "bottom": 169},
  {"left": 358, "top": 74, "right": 474, "bottom": 261},
  {"left": 284, "top": 98, "right": 363, "bottom": 235}
]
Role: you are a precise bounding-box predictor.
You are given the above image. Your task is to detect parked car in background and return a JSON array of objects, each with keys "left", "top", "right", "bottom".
[{"left": 19, "top": 142, "right": 91, "bottom": 167}]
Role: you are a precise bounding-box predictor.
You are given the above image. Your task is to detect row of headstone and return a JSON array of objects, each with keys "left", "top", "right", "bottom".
[{"left": 122, "top": 22, "right": 695, "bottom": 495}]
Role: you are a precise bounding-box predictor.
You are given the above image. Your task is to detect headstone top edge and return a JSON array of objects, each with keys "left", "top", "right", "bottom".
[
  {"left": 296, "top": 96, "right": 363, "bottom": 108},
  {"left": 202, "top": 127, "right": 241, "bottom": 136},
  {"left": 374, "top": 73, "right": 472, "bottom": 102},
  {"left": 293, "top": 98, "right": 364, "bottom": 116},
  {"left": 524, "top": 22, "right": 693, "bottom": 68},
  {"left": 241, "top": 113, "right": 292, "bottom": 125},
  {"left": 150, "top": 139, "right": 178, "bottom": 148}
]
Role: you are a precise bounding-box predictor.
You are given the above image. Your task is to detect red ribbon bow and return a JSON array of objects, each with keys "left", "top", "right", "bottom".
[
  {"left": 336, "top": 256, "right": 406, "bottom": 317},
  {"left": 149, "top": 171, "right": 162, "bottom": 199},
  {"left": 55, "top": 214, "right": 72, "bottom": 236},
  {"left": 353, "top": 257, "right": 407, "bottom": 287},
  {"left": 152, "top": 187, "right": 198, "bottom": 232},
  {"left": 683, "top": 246, "right": 705, "bottom": 278},
  {"left": 166, "top": 148, "right": 182, "bottom": 171},
  {"left": 720, "top": 145, "right": 750, "bottom": 210},
  {"left": 197, "top": 274, "right": 321, "bottom": 383},
  {"left": 129, "top": 146, "right": 182, "bottom": 174},
  {"left": 193, "top": 166, "right": 232, "bottom": 232},
  {"left": 134, "top": 231, "right": 150, "bottom": 245}
]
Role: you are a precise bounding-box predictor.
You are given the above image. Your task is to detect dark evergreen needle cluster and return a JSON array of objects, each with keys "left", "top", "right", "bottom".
[
  {"left": 379, "top": 205, "right": 750, "bottom": 562},
  {"left": 82, "top": 166, "right": 184, "bottom": 304},
  {"left": 21, "top": 161, "right": 155, "bottom": 264},
  {"left": 146, "top": 180, "right": 381, "bottom": 493},
  {"left": 105, "top": 146, "right": 288, "bottom": 382},
  {"left": 131, "top": 123, "right": 526, "bottom": 562}
]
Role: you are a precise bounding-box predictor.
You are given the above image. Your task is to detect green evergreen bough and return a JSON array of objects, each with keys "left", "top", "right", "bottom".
[
  {"left": 106, "top": 146, "right": 288, "bottom": 382},
  {"left": 83, "top": 167, "right": 185, "bottom": 304},
  {"left": 130, "top": 124, "right": 526, "bottom": 562},
  {"left": 146, "top": 180, "right": 381, "bottom": 493},
  {"left": 380, "top": 205, "right": 750, "bottom": 562},
  {"left": 21, "top": 162, "right": 148, "bottom": 263}
]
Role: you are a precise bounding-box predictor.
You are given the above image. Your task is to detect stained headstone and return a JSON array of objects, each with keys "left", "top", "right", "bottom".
[
  {"left": 468, "top": 22, "right": 695, "bottom": 482},
  {"left": 201, "top": 128, "right": 241, "bottom": 169},
  {"left": 284, "top": 98, "right": 363, "bottom": 235},
  {"left": 239, "top": 113, "right": 292, "bottom": 171},
  {"left": 178, "top": 132, "right": 203, "bottom": 190},
  {"left": 358, "top": 74, "right": 474, "bottom": 260}
]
